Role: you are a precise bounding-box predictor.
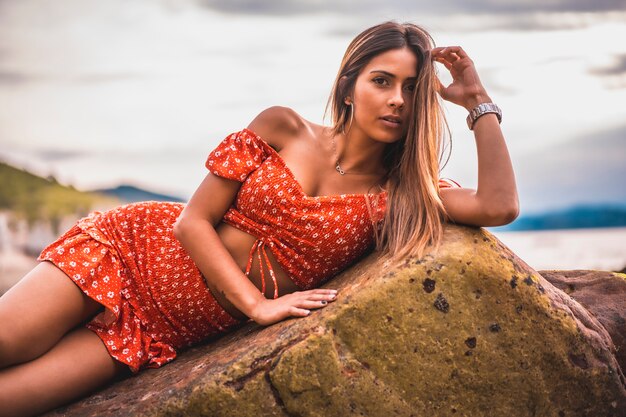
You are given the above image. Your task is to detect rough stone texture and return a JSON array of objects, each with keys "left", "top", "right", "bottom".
[
  {"left": 46, "top": 225, "right": 626, "bottom": 417},
  {"left": 539, "top": 269, "right": 626, "bottom": 374}
]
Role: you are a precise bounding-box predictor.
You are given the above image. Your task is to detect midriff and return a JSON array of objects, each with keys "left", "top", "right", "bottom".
[{"left": 206, "top": 221, "right": 301, "bottom": 321}]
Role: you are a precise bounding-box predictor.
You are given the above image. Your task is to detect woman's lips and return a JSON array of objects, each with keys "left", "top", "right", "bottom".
[{"left": 380, "top": 117, "right": 402, "bottom": 128}]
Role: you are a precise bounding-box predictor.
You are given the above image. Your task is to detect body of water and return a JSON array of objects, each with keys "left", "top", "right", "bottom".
[{"left": 490, "top": 226, "right": 626, "bottom": 272}]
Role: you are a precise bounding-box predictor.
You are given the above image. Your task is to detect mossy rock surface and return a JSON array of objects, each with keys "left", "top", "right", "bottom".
[{"left": 47, "top": 225, "right": 626, "bottom": 417}]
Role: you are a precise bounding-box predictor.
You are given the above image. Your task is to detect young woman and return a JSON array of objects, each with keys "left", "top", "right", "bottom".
[{"left": 0, "top": 21, "right": 518, "bottom": 416}]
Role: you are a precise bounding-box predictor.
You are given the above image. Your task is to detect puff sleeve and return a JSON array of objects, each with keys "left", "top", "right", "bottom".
[
  {"left": 438, "top": 178, "right": 461, "bottom": 189},
  {"left": 205, "top": 129, "right": 272, "bottom": 182}
]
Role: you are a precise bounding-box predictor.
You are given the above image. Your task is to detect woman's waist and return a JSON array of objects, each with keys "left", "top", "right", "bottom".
[
  {"left": 218, "top": 215, "right": 337, "bottom": 287},
  {"left": 205, "top": 222, "right": 300, "bottom": 320},
  {"left": 216, "top": 221, "right": 302, "bottom": 295}
]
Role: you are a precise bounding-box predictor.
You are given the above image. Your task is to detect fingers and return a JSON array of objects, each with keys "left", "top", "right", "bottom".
[
  {"left": 297, "top": 290, "right": 337, "bottom": 307},
  {"left": 286, "top": 289, "right": 338, "bottom": 318},
  {"left": 432, "top": 46, "right": 470, "bottom": 70},
  {"left": 436, "top": 58, "right": 453, "bottom": 71},
  {"left": 289, "top": 293, "right": 336, "bottom": 316},
  {"left": 299, "top": 289, "right": 337, "bottom": 300},
  {"left": 431, "top": 46, "right": 468, "bottom": 60},
  {"left": 299, "top": 299, "right": 331, "bottom": 309},
  {"left": 304, "top": 289, "right": 338, "bottom": 295},
  {"left": 302, "top": 292, "right": 337, "bottom": 302},
  {"left": 289, "top": 306, "right": 312, "bottom": 317}
]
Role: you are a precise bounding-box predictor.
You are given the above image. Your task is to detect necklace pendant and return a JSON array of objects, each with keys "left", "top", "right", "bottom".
[{"left": 335, "top": 164, "right": 345, "bottom": 175}]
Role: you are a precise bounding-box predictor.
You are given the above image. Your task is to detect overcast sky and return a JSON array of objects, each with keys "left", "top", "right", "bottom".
[{"left": 1, "top": 0, "right": 625, "bottom": 214}]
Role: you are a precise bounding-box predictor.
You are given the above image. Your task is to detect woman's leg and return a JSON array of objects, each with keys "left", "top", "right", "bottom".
[
  {"left": 0, "top": 261, "right": 103, "bottom": 367},
  {"left": 0, "top": 326, "right": 129, "bottom": 417}
]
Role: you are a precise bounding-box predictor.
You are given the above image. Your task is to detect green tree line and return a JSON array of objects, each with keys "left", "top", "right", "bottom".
[{"left": 0, "top": 162, "right": 117, "bottom": 234}]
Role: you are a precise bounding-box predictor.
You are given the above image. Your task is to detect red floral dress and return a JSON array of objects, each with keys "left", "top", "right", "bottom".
[
  {"left": 38, "top": 128, "right": 460, "bottom": 373},
  {"left": 205, "top": 128, "right": 460, "bottom": 297},
  {"left": 38, "top": 202, "right": 244, "bottom": 373}
]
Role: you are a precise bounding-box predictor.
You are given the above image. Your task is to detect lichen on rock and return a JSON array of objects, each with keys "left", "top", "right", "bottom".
[{"left": 46, "top": 225, "right": 626, "bottom": 417}]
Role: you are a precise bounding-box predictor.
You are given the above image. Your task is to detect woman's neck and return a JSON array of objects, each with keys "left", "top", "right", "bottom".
[{"left": 331, "top": 129, "right": 388, "bottom": 176}]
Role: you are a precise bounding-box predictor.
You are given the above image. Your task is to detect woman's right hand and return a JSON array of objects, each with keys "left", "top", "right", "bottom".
[{"left": 250, "top": 289, "right": 338, "bottom": 326}]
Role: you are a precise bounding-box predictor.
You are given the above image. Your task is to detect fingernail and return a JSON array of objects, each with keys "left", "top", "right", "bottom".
[
  {"left": 321, "top": 300, "right": 327, "bottom": 305},
  {"left": 330, "top": 294, "right": 336, "bottom": 299}
]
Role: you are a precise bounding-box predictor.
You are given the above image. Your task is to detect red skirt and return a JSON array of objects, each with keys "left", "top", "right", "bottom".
[{"left": 38, "top": 201, "right": 245, "bottom": 373}]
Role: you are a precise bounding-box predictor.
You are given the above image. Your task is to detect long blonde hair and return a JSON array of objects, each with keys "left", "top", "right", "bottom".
[{"left": 324, "top": 21, "right": 452, "bottom": 264}]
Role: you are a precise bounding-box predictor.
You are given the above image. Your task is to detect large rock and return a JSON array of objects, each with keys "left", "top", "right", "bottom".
[
  {"left": 47, "top": 225, "right": 626, "bottom": 417},
  {"left": 539, "top": 269, "right": 626, "bottom": 374}
]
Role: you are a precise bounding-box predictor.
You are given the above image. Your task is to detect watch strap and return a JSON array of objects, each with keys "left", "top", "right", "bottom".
[{"left": 466, "top": 102, "right": 502, "bottom": 130}]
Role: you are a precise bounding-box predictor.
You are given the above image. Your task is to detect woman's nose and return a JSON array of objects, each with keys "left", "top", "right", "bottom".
[{"left": 388, "top": 87, "right": 405, "bottom": 108}]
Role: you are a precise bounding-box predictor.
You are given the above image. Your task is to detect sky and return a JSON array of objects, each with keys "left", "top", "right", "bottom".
[{"left": 1, "top": 0, "right": 625, "bottom": 214}]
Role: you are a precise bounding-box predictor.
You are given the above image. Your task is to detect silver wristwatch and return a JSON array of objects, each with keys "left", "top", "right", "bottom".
[{"left": 466, "top": 102, "right": 502, "bottom": 130}]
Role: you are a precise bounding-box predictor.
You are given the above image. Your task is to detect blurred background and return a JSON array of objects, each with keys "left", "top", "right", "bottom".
[{"left": 1, "top": 0, "right": 625, "bottom": 294}]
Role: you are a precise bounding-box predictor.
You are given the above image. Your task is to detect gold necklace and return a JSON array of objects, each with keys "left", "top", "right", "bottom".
[
  {"left": 331, "top": 135, "right": 387, "bottom": 177},
  {"left": 330, "top": 135, "right": 387, "bottom": 194},
  {"left": 331, "top": 134, "right": 349, "bottom": 175}
]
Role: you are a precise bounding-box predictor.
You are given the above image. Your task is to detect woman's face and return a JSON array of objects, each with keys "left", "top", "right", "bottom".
[{"left": 349, "top": 46, "right": 418, "bottom": 144}]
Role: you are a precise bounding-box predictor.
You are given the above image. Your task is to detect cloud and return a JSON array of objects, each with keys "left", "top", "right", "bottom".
[
  {"left": 590, "top": 54, "right": 626, "bottom": 76},
  {"left": 196, "top": 0, "right": 626, "bottom": 16},
  {"left": 33, "top": 149, "right": 88, "bottom": 162},
  {"left": 0, "top": 70, "right": 145, "bottom": 86},
  {"left": 69, "top": 72, "right": 145, "bottom": 84},
  {"left": 0, "top": 70, "right": 39, "bottom": 85},
  {"left": 453, "top": 0, "right": 626, "bottom": 14},
  {"left": 192, "top": 1, "right": 626, "bottom": 33},
  {"left": 455, "top": 12, "right": 618, "bottom": 32},
  {"left": 588, "top": 54, "right": 626, "bottom": 89}
]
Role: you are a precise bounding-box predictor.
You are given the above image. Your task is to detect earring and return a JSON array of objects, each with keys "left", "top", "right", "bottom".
[{"left": 342, "top": 102, "right": 354, "bottom": 135}]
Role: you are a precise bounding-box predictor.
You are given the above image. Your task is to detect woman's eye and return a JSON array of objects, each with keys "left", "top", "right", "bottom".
[
  {"left": 372, "top": 78, "right": 414, "bottom": 91},
  {"left": 372, "top": 77, "right": 388, "bottom": 86}
]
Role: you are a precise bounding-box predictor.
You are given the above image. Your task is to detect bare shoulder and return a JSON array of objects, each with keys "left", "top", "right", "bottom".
[{"left": 246, "top": 106, "right": 310, "bottom": 150}]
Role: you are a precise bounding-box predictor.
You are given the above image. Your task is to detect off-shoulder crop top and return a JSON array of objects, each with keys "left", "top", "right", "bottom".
[{"left": 205, "top": 128, "right": 460, "bottom": 298}]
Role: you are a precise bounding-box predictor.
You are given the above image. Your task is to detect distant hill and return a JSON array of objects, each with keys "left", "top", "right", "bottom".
[
  {"left": 0, "top": 161, "right": 184, "bottom": 234},
  {"left": 92, "top": 185, "right": 185, "bottom": 203},
  {"left": 490, "top": 204, "right": 626, "bottom": 232},
  {"left": 0, "top": 161, "right": 117, "bottom": 231}
]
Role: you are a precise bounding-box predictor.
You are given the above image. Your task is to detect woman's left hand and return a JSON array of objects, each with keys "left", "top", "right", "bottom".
[{"left": 431, "top": 46, "right": 491, "bottom": 110}]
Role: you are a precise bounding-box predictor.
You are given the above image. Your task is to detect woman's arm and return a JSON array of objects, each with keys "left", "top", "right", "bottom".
[
  {"left": 174, "top": 174, "right": 266, "bottom": 317},
  {"left": 432, "top": 46, "right": 519, "bottom": 227},
  {"left": 175, "top": 172, "right": 336, "bottom": 326},
  {"left": 175, "top": 112, "right": 336, "bottom": 326}
]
